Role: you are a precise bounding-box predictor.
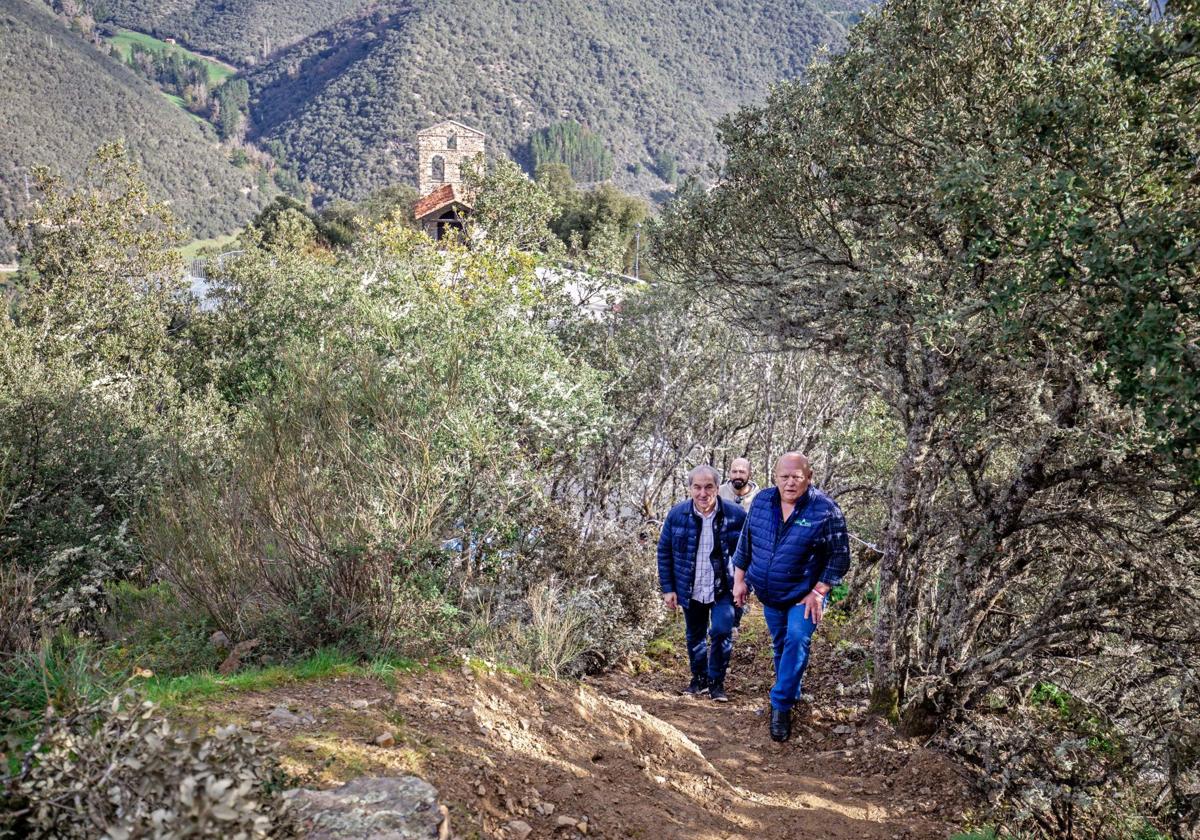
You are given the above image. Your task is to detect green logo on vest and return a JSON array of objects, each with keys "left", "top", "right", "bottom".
[{"left": 797, "top": 518, "right": 813, "bottom": 527}]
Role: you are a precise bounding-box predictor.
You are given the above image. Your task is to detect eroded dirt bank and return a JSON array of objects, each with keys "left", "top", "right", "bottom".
[{"left": 191, "top": 611, "right": 979, "bottom": 839}]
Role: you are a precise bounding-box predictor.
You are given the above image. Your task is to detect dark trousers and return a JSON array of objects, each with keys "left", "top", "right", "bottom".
[{"left": 682, "top": 592, "right": 735, "bottom": 685}]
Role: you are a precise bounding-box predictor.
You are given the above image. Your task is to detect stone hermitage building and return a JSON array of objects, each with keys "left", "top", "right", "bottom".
[
  {"left": 413, "top": 119, "right": 485, "bottom": 241},
  {"left": 416, "top": 119, "right": 485, "bottom": 195}
]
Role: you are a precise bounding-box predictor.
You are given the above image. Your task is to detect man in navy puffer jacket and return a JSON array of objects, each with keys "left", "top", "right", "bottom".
[
  {"left": 732, "top": 452, "right": 850, "bottom": 741},
  {"left": 657, "top": 465, "right": 747, "bottom": 702}
]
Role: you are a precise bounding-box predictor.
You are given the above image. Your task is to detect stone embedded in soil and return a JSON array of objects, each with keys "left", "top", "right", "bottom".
[
  {"left": 555, "top": 815, "right": 578, "bottom": 829},
  {"left": 267, "top": 705, "right": 300, "bottom": 726},
  {"left": 286, "top": 775, "right": 444, "bottom": 839},
  {"left": 374, "top": 731, "right": 397, "bottom": 747},
  {"left": 507, "top": 820, "right": 533, "bottom": 839},
  {"left": 350, "top": 699, "right": 371, "bottom": 710}
]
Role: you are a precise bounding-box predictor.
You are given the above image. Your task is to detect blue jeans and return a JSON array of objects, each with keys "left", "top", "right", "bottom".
[
  {"left": 762, "top": 597, "right": 825, "bottom": 712},
  {"left": 682, "top": 593, "right": 735, "bottom": 685}
]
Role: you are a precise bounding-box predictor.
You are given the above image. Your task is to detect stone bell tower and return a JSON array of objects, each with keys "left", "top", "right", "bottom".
[{"left": 416, "top": 119, "right": 486, "bottom": 197}]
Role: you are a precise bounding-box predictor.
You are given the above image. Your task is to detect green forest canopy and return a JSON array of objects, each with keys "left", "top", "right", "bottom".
[{"left": 529, "top": 122, "right": 613, "bottom": 183}]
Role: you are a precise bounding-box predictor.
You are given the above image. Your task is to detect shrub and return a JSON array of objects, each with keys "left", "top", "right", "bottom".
[
  {"left": 946, "top": 693, "right": 1140, "bottom": 837},
  {"left": 0, "top": 343, "right": 150, "bottom": 630},
  {"left": 99, "top": 582, "right": 221, "bottom": 678},
  {"left": 144, "top": 353, "right": 461, "bottom": 658},
  {"left": 148, "top": 227, "right": 608, "bottom": 659},
  {"left": 467, "top": 579, "right": 590, "bottom": 679},
  {"left": 465, "top": 504, "right": 664, "bottom": 675},
  {"left": 0, "top": 564, "right": 40, "bottom": 663},
  {"left": 0, "top": 692, "right": 293, "bottom": 839},
  {"left": 0, "top": 335, "right": 224, "bottom": 635},
  {"left": 0, "top": 150, "right": 227, "bottom": 635}
]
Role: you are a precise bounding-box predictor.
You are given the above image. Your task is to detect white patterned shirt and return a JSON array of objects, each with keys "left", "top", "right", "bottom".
[{"left": 691, "top": 505, "right": 717, "bottom": 604}]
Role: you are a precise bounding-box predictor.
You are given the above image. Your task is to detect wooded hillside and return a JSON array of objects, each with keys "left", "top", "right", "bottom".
[
  {"left": 97, "top": 0, "right": 378, "bottom": 65},
  {"left": 242, "top": 0, "right": 861, "bottom": 201},
  {"left": 96, "top": 0, "right": 866, "bottom": 204},
  {"left": 0, "top": 0, "right": 267, "bottom": 258}
]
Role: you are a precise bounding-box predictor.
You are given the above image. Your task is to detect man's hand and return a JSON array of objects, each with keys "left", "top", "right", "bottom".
[
  {"left": 801, "top": 589, "right": 826, "bottom": 624},
  {"left": 733, "top": 578, "right": 749, "bottom": 608},
  {"left": 663, "top": 593, "right": 678, "bottom": 611}
]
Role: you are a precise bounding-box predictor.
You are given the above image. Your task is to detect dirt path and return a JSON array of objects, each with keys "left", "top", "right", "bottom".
[{"left": 195, "top": 611, "right": 977, "bottom": 839}]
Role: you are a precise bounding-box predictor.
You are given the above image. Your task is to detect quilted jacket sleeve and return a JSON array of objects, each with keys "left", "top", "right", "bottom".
[
  {"left": 732, "top": 513, "right": 752, "bottom": 571},
  {"left": 819, "top": 505, "right": 851, "bottom": 586},
  {"left": 657, "top": 513, "right": 675, "bottom": 593}
]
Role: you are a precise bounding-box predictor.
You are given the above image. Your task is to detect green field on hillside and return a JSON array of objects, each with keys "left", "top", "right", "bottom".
[
  {"left": 108, "top": 28, "right": 234, "bottom": 86},
  {"left": 178, "top": 232, "right": 241, "bottom": 262}
]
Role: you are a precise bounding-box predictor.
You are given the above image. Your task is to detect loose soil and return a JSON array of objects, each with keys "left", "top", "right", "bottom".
[{"left": 190, "top": 609, "right": 980, "bottom": 839}]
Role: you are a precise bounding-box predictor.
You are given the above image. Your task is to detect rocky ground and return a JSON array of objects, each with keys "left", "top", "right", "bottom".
[{"left": 188, "top": 608, "right": 981, "bottom": 839}]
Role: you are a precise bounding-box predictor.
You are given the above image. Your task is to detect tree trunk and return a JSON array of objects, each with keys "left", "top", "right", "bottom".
[{"left": 869, "top": 398, "right": 935, "bottom": 719}]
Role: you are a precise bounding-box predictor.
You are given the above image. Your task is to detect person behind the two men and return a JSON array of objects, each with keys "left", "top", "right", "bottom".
[
  {"left": 657, "top": 465, "right": 747, "bottom": 702},
  {"left": 732, "top": 452, "right": 850, "bottom": 741},
  {"left": 718, "top": 457, "right": 760, "bottom": 511},
  {"left": 718, "top": 456, "right": 760, "bottom": 636}
]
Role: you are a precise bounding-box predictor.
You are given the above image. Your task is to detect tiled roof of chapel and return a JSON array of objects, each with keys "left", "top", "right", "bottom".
[{"left": 414, "top": 183, "right": 475, "bottom": 220}]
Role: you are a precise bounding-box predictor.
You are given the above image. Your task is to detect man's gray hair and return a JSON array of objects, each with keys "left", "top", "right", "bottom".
[{"left": 687, "top": 464, "right": 721, "bottom": 486}]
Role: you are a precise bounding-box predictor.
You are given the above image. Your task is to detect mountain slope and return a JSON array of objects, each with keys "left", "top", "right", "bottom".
[
  {"left": 0, "top": 0, "right": 267, "bottom": 257},
  {"left": 99, "top": 0, "right": 379, "bottom": 65},
  {"left": 239, "top": 0, "right": 865, "bottom": 201}
]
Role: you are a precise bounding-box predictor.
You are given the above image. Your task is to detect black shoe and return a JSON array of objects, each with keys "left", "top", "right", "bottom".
[
  {"left": 682, "top": 676, "right": 708, "bottom": 696},
  {"left": 709, "top": 684, "right": 729, "bottom": 703},
  {"left": 770, "top": 707, "right": 791, "bottom": 742}
]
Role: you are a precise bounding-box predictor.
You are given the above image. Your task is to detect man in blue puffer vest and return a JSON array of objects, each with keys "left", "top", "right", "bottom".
[
  {"left": 732, "top": 452, "right": 850, "bottom": 741},
  {"left": 657, "top": 465, "right": 747, "bottom": 702}
]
